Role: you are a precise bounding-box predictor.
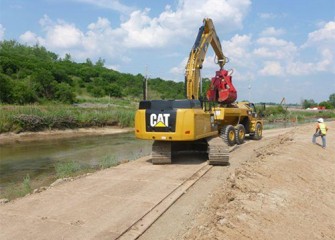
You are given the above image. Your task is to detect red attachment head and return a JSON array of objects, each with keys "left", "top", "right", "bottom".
[{"left": 206, "top": 69, "right": 237, "bottom": 104}]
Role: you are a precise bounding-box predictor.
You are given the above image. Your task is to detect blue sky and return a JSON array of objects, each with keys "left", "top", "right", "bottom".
[{"left": 0, "top": 0, "right": 334, "bottom": 103}]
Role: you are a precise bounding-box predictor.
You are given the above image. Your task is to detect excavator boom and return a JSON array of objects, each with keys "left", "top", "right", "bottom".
[{"left": 185, "top": 18, "right": 228, "bottom": 100}]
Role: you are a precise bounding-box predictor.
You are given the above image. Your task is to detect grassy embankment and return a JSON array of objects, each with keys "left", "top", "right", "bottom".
[{"left": 0, "top": 97, "right": 136, "bottom": 134}]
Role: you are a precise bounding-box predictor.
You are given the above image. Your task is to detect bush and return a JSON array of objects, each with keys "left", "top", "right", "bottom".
[
  {"left": 22, "top": 174, "right": 32, "bottom": 194},
  {"left": 264, "top": 105, "right": 287, "bottom": 116},
  {"left": 14, "top": 114, "right": 46, "bottom": 131},
  {"left": 55, "top": 161, "right": 81, "bottom": 178},
  {"left": 54, "top": 82, "right": 76, "bottom": 104}
]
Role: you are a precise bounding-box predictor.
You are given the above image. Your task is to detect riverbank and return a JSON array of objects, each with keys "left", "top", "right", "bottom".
[
  {"left": 0, "top": 127, "right": 134, "bottom": 145},
  {"left": 0, "top": 129, "right": 151, "bottom": 201}
]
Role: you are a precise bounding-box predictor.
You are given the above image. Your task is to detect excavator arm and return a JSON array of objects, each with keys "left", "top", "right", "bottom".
[{"left": 185, "top": 18, "right": 228, "bottom": 100}]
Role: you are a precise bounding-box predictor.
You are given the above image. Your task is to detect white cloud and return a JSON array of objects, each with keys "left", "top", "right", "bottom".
[
  {"left": 286, "top": 61, "right": 314, "bottom": 75},
  {"left": 260, "top": 27, "right": 285, "bottom": 37},
  {"left": 74, "top": 0, "right": 133, "bottom": 14},
  {"left": 19, "top": 31, "right": 43, "bottom": 45},
  {"left": 121, "top": 9, "right": 171, "bottom": 48},
  {"left": 47, "top": 24, "right": 84, "bottom": 48},
  {"left": 305, "top": 21, "right": 335, "bottom": 45},
  {"left": 170, "top": 57, "right": 188, "bottom": 76},
  {"left": 298, "top": 21, "right": 335, "bottom": 73},
  {"left": 20, "top": 16, "right": 86, "bottom": 53},
  {"left": 254, "top": 37, "right": 297, "bottom": 60},
  {"left": 0, "top": 24, "right": 5, "bottom": 41},
  {"left": 259, "top": 61, "right": 283, "bottom": 76},
  {"left": 17, "top": 0, "right": 251, "bottom": 67},
  {"left": 222, "top": 34, "right": 253, "bottom": 68},
  {"left": 317, "top": 49, "right": 333, "bottom": 71},
  {"left": 73, "top": 0, "right": 251, "bottom": 38},
  {"left": 286, "top": 48, "right": 333, "bottom": 75},
  {"left": 118, "top": 0, "right": 251, "bottom": 48},
  {"left": 257, "top": 37, "right": 290, "bottom": 47}
]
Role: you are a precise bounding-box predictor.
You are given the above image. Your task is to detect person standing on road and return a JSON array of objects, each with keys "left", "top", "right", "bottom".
[{"left": 312, "top": 118, "right": 328, "bottom": 148}]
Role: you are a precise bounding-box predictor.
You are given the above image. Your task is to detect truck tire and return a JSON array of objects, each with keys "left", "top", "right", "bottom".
[
  {"left": 251, "top": 122, "right": 262, "bottom": 140},
  {"left": 221, "top": 125, "right": 236, "bottom": 146},
  {"left": 235, "top": 124, "right": 246, "bottom": 144}
]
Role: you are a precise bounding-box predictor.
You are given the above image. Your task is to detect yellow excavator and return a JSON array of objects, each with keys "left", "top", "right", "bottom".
[{"left": 135, "top": 18, "right": 263, "bottom": 165}]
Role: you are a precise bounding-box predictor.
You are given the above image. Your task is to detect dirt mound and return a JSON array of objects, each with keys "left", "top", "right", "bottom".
[{"left": 182, "top": 124, "right": 335, "bottom": 240}]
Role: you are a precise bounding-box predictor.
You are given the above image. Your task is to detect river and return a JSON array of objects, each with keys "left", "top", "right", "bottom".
[{"left": 0, "top": 132, "right": 152, "bottom": 195}]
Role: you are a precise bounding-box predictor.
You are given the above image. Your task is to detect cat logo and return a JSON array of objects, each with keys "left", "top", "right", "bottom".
[{"left": 150, "top": 113, "right": 170, "bottom": 127}]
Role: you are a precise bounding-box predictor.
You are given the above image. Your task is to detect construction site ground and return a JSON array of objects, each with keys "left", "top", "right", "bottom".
[{"left": 0, "top": 122, "right": 334, "bottom": 240}]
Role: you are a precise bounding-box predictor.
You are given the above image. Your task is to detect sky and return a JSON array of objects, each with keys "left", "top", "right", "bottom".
[{"left": 0, "top": 0, "right": 334, "bottom": 104}]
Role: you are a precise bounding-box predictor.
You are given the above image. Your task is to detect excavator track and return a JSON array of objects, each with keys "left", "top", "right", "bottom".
[
  {"left": 207, "top": 136, "right": 229, "bottom": 165},
  {"left": 151, "top": 138, "right": 229, "bottom": 165},
  {"left": 151, "top": 141, "right": 172, "bottom": 164}
]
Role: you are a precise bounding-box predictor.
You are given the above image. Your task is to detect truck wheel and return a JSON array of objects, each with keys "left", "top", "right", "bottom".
[
  {"left": 221, "top": 125, "right": 236, "bottom": 146},
  {"left": 235, "top": 124, "right": 246, "bottom": 144},
  {"left": 251, "top": 123, "right": 263, "bottom": 140}
]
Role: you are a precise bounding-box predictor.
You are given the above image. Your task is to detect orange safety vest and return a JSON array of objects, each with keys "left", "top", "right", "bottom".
[{"left": 318, "top": 123, "right": 327, "bottom": 135}]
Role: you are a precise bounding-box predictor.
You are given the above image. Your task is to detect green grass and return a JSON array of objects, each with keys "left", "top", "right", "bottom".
[
  {"left": 99, "top": 155, "right": 118, "bottom": 169},
  {"left": 1, "top": 174, "right": 32, "bottom": 200},
  {"left": 0, "top": 102, "right": 136, "bottom": 133},
  {"left": 54, "top": 161, "right": 82, "bottom": 178}
]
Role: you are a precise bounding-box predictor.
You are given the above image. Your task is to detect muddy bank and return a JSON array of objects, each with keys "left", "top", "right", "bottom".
[{"left": 0, "top": 127, "right": 134, "bottom": 145}]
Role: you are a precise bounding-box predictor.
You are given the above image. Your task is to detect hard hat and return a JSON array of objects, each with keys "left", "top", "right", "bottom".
[{"left": 317, "top": 118, "right": 324, "bottom": 123}]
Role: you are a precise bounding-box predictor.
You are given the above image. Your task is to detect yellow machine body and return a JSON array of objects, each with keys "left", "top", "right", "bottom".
[
  {"left": 213, "top": 102, "right": 263, "bottom": 137},
  {"left": 135, "top": 100, "right": 217, "bottom": 141}
]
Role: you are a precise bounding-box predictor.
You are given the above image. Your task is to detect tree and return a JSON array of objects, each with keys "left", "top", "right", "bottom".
[
  {"left": 302, "top": 99, "right": 316, "bottom": 109},
  {"left": 54, "top": 82, "right": 75, "bottom": 103},
  {"left": 85, "top": 58, "right": 93, "bottom": 66},
  {"left": 0, "top": 73, "right": 13, "bottom": 103},
  {"left": 52, "top": 67, "right": 71, "bottom": 84},
  {"left": 64, "top": 53, "right": 72, "bottom": 62},
  {"left": 12, "top": 79, "right": 37, "bottom": 104},
  {"left": 32, "top": 69, "right": 57, "bottom": 100},
  {"left": 107, "top": 84, "right": 123, "bottom": 97},
  {"left": 329, "top": 93, "right": 335, "bottom": 108},
  {"left": 202, "top": 78, "right": 211, "bottom": 99},
  {"left": 319, "top": 101, "right": 334, "bottom": 109},
  {"left": 95, "top": 58, "right": 105, "bottom": 68}
]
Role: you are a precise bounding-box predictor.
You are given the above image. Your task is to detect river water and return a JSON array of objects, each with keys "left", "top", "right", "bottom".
[{"left": 0, "top": 132, "right": 152, "bottom": 193}]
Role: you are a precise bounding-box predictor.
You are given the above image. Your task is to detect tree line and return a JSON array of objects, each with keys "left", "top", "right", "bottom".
[
  {"left": 302, "top": 96, "right": 335, "bottom": 109},
  {"left": 0, "top": 40, "right": 184, "bottom": 104}
]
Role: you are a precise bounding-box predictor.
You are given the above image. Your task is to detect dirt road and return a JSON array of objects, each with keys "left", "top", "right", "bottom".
[
  {"left": 142, "top": 122, "right": 335, "bottom": 240},
  {"left": 1, "top": 122, "right": 334, "bottom": 240}
]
